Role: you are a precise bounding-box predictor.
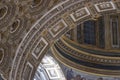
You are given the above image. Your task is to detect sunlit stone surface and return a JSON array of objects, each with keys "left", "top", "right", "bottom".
[{"left": 34, "top": 54, "right": 66, "bottom": 80}]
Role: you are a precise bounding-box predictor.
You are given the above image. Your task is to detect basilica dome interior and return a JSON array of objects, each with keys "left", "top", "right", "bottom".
[{"left": 0, "top": 0, "right": 120, "bottom": 80}]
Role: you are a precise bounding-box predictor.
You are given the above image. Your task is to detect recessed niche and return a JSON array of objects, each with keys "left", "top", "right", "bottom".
[
  {"left": 0, "top": 6, "right": 7, "bottom": 20},
  {"left": 10, "top": 19, "right": 20, "bottom": 33},
  {"left": 0, "top": 48, "right": 4, "bottom": 64}
]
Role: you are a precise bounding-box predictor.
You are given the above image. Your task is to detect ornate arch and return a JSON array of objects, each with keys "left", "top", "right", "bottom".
[{"left": 8, "top": 0, "right": 120, "bottom": 80}]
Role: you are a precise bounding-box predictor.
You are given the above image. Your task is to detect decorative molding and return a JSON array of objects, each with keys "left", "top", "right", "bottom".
[
  {"left": 32, "top": 37, "right": 48, "bottom": 59},
  {"left": 55, "top": 38, "right": 120, "bottom": 65},
  {"left": 10, "top": 19, "right": 20, "bottom": 33},
  {"left": 0, "top": 6, "right": 8, "bottom": 20},
  {"left": 94, "top": 1, "right": 116, "bottom": 12},
  {"left": 23, "top": 62, "right": 33, "bottom": 80},
  {"left": 51, "top": 45, "right": 120, "bottom": 77},
  {"left": 0, "top": 48, "right": 4, "bottom": 64},
  {"left": 49, "top": 19, "right": 68, "bottom": 38},
  {"left": 8, "top": 0, "right": 120, "bottom": 80},
  {"left": 70, "top": 7, "right": 90, "bottom": 22},
  {"left": 46, "top": 68, "right": 60, "bottom": 79}
]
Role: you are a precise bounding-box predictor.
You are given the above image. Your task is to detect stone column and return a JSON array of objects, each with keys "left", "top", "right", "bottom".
[
  {"left": 104, "top": 14, "right": 111, "bottom": 49},
  {"left": 96, "top": 20, "right": 99, "bottom": 47},
  {"left": 118, "top": 14, "right": 120, "bottom": 48},
  {"left": 73, "top": 27, "right": 78, "bottom": 42}
]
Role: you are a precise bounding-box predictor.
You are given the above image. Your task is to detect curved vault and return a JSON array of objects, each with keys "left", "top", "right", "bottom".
[{"left": 0, "top": 0, "right": 120, "bottom": 80}]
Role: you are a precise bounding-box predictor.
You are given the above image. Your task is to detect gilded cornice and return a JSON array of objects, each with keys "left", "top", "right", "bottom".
[{"left": 51, "top": 44, "right": 120, "bottom": 77}]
